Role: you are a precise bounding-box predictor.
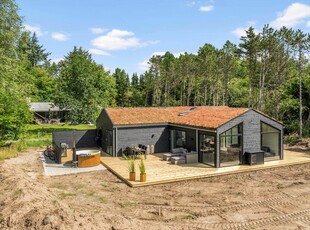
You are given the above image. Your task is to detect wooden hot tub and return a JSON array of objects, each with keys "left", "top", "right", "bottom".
[{"left": 76, "top": 150, "right": 101, "bottom": 168}]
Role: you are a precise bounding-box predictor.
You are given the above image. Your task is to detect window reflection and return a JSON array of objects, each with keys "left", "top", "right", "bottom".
[
  {"left": 220, "top": 123, "right": 242, "bottom": 166},
  {"left": 199, "top": 134, "right": 215, "bottom": 166},
  {"left": 261, "top": 122, "right": 280, "bottom": 160}
]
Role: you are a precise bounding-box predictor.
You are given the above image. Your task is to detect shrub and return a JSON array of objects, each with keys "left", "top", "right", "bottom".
[{"left": 123, "top": 154, "right": 136, "bottom": 173}]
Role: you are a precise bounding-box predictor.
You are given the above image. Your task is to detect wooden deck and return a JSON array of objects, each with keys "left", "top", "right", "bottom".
[{"left": 100, "top": 150, "right": 310, "bottom": 187}]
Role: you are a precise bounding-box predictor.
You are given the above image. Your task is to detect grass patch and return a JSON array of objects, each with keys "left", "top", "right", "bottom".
[
  {"left": 51, "top": 199, "right": 58, "bottom": 205},
  {"left": 24, "top": 124, "right": 95, "bottom": 148},
  {"left": 277, "top": 183, "right": 284, "bottom": 189},
  {"left": 14, "top": 188, "right": 24, "bottom": 197},
  {"left": 97, "top": 196, "right": 107, "bottom": 204},
  {"left": 118, "top": 201, "right": 138, "bottom": 208},
  {"left": 284, "top": 135, "right": 300, "bottom": 144},
  {"left": 49, "top": 182, "right": 68, "bottom": 190},
  {"left": 59, "top": 192, "right": 77, "bottom": 199},
  {"left": 83, "top": 190, "right": 95, "bottom": 196},
  {"left": 0, "top": 145, "right": 18, "bottom": 161},
  {"left": 72, "top": 183, "right": 85, "bottom": 190},
  {"left": 110, "top": 186, "right": 121, "bottom": 192},
  {"left": 172, "top": 214, "right": 197, "bottom": 221},
  {"left": 1, "top": 124, "right": 95, "bottom": 161},
  {"left": 0, "top": 213, "right": 5, "bottom": 226},
  {"left": 101, "top": 183, "right": 109, "bottom": 188}
]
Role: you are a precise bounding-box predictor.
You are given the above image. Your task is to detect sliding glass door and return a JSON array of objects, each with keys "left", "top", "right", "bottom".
[
  {"left": 219, "top": 123, "right": 243, "bottom": 167},
  {"left": 261, "top": 122, "right": 280, "bottom": 161},
  {"left": 199, "top": 133, "right": 215, "bottom": 167}
]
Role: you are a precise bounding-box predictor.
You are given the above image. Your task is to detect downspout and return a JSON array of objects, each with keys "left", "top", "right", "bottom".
[
  {"left": 215, "top": 133, "right": 220, "bottom": 168},
  {"left": 115, "top": 127, "right": 118, "bottom": 157},
  {"left": 281, "top": 126, "right": 284, "bottom": 160},
  {"left": 195, "top": 129, "right": 199, "bottom": 161}
]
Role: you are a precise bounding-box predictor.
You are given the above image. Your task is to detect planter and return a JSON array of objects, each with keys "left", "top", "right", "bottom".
[
  {"left": 129, "top": 172, "right": 136, "bottom": 181},
  {"left": 140, "top": 173, "right": 146, "bottom": 182}
]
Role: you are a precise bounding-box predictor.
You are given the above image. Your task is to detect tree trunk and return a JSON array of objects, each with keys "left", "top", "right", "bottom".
[
  {"left": 187, "top": 75, "right": 191, "bottom": 106},
  {"left": 298, "top": 47, "right": 303, "bottom": 138},
  {"left": 223, "top": 71, "right": 228, "bottom": 106}
]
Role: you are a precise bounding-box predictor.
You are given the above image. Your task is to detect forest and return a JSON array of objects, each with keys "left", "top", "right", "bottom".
[{"left": 1, "top": 0, "right": 310, "bottom": 144}]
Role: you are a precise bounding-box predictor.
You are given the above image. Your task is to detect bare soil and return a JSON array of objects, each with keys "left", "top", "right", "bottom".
[{"left": 1, "top": 147, "right": 310, "bottom": 230}]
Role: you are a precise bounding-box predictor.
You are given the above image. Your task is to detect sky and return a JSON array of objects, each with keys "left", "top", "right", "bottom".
[{"left": 17, "top": 0, "right": 310, "bottom": 76}]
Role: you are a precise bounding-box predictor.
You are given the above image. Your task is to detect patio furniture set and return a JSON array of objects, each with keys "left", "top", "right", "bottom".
[
  {"left": 125, "top": 144, "right": 148, "bottom": 159},
  {"left": 163, "top": 148, "right": 198, "bottom": 165}
]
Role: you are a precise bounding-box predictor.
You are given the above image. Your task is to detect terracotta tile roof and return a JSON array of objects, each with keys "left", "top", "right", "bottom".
[{"left": 105, "top": 106, "right": 249, "bottom": 129}]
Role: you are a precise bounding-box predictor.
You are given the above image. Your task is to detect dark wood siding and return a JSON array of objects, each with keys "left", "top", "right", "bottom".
[
  {"left": 52, "top": 130, "right": 97, "bottom": 149},
  {"left": 96, "top": 109, "right": 113, "bottom": 152},
  {"left": 116, "top": 125, "right": 169, "bottom": 156},
  {"left": 216, "top": 109, "right": 284, "bottom": 167}
]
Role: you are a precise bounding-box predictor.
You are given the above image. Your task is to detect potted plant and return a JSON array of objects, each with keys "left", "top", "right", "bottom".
[
  {"left": 139, "top": 156, "right": 146, "bottom": 182},
  {"left": 123, "top": 154, "right": 136, "bottom": 181}
]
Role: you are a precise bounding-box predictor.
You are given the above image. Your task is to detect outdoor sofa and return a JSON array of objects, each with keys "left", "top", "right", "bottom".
[
  {"left": 163, "top": 148, "right": 188, "bottom": 161},
  {"left": 163, "top": 148, "right": 198, "bottom": 165}
]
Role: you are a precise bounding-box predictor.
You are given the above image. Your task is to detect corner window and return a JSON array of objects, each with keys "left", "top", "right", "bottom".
[
  {"left": 261, "top": 122, "right": 280, "bottom": 160},
  {"left": 220, "top": 123, "right": 243, "bottom": 166}
]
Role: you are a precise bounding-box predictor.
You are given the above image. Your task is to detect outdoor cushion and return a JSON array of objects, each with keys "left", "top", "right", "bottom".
[
  {"left": 171, "top": 156, "right": 186, "bottom": 165},
  {"left": 172, "top": 148, "right": 187, "bottom": 154}
]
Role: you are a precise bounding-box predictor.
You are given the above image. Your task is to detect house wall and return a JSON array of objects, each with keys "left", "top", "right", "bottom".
[
  {"left": 116, "top": 125, "right": 169, "bottom": 156},
  {"left": 52, "top": 130, "right": 97, "bottom": 163},
  {"left": 52, "top": 130, "right": 97, "bottom": 149},
  {"left": 96, "top": 109, "right": 113, "bottom": 153},
  {"left": 216, "top": 109, "right": 283, "bottom": 167}
]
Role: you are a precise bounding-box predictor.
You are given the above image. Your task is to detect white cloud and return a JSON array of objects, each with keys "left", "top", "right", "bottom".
[
  {"left": 138, "top": 51, "right": 185, "bottom": 71},
  {"left": 199, "top": 5, "right": 214, "bottom": 12},
  {"left": 51, "top": 32, "right": 70, "bottom": 41},
  {"left": 91, "top": 29, "right": 158, "bottom": 51},
  {"left": 138, "top": 60, "right": 150, "bottom": 72},
  {"left": 152, "top": 51, "right": 184, "bottom": 58},
  {"left": 88, "top": 48, "right": 111, "bottom": 56},
  {"left": 107, "top": 29, "right": 134, "bottom": 37},
  {"left": 306, "top": 20, "right": 310, "bottom": 27},
  {"left": 23, "top": 24, "right": 47, "bottom": 36},
  {"left": 187, "top": 1, "right": 196, "bottom": 7},
  {"left": 141, "top": 40, "right": 160, "bottom": 47},
  {"left": 270, "top": 3, "right": 310, "bottom": 28},
  {"left": 232, "top": 27, "right": 247, "bottom": 37},
  {"left": 231, "top": 21, "right": 259, "bottom": 38},
  {"left": 90, "top": 27, "right": 107, "bottom": 34}
]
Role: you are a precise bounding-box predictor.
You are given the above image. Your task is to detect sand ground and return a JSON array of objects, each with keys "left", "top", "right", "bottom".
[{"left": 0, "top": 147, "right": 310, "bottom": 230}]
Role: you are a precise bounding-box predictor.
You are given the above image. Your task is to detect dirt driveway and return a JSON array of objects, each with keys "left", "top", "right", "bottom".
[{"left": 0, "top": 148, "right": 310, "bottom": 229}]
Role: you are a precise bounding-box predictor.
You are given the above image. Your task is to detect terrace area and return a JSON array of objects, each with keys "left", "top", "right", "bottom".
[{"left": 100, "top": 150, "right": 310, "bottom": 187}]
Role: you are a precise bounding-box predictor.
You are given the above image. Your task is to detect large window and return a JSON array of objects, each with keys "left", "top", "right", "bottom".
[
  {"left": 261, "top": 122, "right": 280, "bottom": 160},
  {"left": 199, "top": 133, "right": 215, "bottom": 166},
  {"left": 220, "top": 123, "right": 243, "bottom": 166},
  {"left": 170, "top": 129, "right": 186, "bottom": 149}
]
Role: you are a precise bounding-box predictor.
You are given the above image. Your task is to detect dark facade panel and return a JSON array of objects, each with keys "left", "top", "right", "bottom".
[
  {"left": 52, "top": 130, "right": 97, "bottom": 149},
  {"left": 96, "top": 109, "right": 113, "bottom": 152},
  {"left": 216, "top": 109, "right": 284, "bottom": 166},
  {"left": 116, "top": 125, "right": 169, "bottom": 156},
  {"left": 96, "top": 109, "right": 113, "bottom": 130}
]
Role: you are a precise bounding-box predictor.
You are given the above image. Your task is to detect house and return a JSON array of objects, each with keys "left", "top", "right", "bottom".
[
  {"left": 96, "top": 106, "right": 283, "bottom": 168},
  {"left": 29, "top": 102, "right": 67, "bottom": 124}
]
